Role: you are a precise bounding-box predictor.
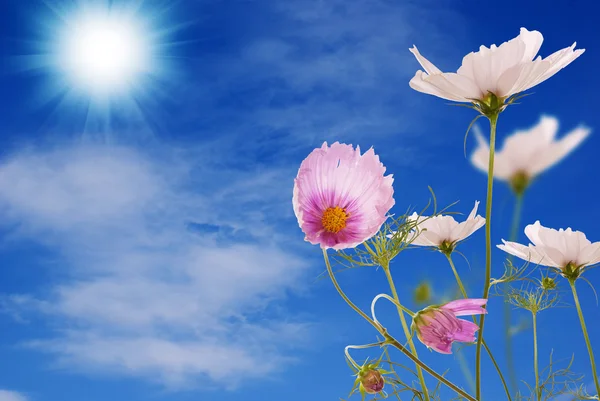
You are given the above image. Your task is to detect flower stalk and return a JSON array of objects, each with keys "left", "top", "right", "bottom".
[
  {"left": 532, "top": 311, "right": 541, "bottom": 401},
  {"left": 569, "top": 279, "right": 600, "bottom": 397},
  {"left": 476, "top": 112, "right": 499, "bottom": 400}
]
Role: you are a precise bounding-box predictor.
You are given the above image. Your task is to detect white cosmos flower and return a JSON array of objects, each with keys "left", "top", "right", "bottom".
[
  {"left": 409, "top": 28, "right": 584, "bottom": 103},
  {"left": 471, "top": 115, "right": 590, "bottom": 191},
  {"left": 391, "top": 201, "right": 485, "bottom": 251},
  {"left": 498, "top": 221, "right": 600, "bottom": 276}
]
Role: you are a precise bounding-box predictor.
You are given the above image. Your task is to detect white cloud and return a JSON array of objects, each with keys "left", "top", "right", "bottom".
[
  {"left": 0, "top": 143, "right": 312, "bottom": 389},
  {"left": 0, "top": 390, "right": 28, "bottom": 401}
]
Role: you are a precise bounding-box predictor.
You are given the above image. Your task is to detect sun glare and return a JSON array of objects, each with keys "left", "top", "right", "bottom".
[
  {"left": 59, "top": 12, "right": 149, "bottom": 95},
  {"left": 13, "top": 0, "right": 179, "bottom": 133}
]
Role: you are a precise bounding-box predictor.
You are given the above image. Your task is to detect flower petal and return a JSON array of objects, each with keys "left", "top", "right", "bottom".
[
  {"left": 409, "top": 71, "right": 470, "bottom": 102},
  {"left": 529, "top": 126, "right": 591, "bottom": 176},
  {"left": 452, "top": 319, "right": 479, "bottom": 342},
  {"left": 497, "top": 240, "right": 553, "bottom": 266},
  {"left": 451, "top": 201, "right": 485, "bottom": 242},
  {"left": 516, "top": 43, "right": 585, "bottom": 94},
  {"left": 442, "top": 298, "right": 488, "bottom": 316},
  {"left": 579, "top": 242, "right": 600, "bottom": 266},
  {"left": 409, "top": 46, "right": 443, "bottom": 75}
]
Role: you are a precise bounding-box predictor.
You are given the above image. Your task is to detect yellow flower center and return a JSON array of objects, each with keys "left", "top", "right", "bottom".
[{"left": 321, "top": 206, "right": 349, "bottom": 233}]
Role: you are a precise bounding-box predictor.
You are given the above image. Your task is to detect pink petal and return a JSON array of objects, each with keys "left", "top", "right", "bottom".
[
  {"left": 441, "top": 299, "right": 488, "bottom": 316},
  {"left": 451, "top": 319, "right": 479, "bottom": 342}
]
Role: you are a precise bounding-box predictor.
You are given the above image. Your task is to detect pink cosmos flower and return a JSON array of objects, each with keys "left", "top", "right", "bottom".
[
  {"left": 293, "top": 142, "right": 394, "bottom": 250},
  {"left": 412, "top": 299, "right": 488, "bottom": 354}
]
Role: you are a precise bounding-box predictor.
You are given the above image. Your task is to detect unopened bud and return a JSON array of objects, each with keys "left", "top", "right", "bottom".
[
  {"left": 541, "top": 277, "right": 557, "bottom": 291},
  {"left": 360, "top": 369, "right": 384, "bottom": 394}
]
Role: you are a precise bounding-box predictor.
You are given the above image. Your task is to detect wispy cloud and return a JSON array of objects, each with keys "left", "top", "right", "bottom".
[
  {"left": 0, "top": 143, "right": 311, "bottom": 389},
  {"left": 0, "top": 390, "right": 28, "bottom": 401}
]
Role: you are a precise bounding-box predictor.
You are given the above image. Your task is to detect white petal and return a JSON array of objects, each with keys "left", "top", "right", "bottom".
[
  {"left": 502, "top": 56, "right": 548, "bottom": 97},
  {"left": 410, "top": 229, "right": 443, "bottom": 246},
  {"left": 517, "top": 28, "right": 544, "bottom": 62},
  {"left": 518, "top": 44, "right": 585, "bottom": 94},
  {"left": 409, "top": 46, "right": 443, "bottom": 75},
  {"left": 579, "top": 242, "right": 600, "bottom": 266},
  {"left": 467, "top": 200, "right": 480, "bottom": 220},
  {"left": 529, "top": 126, "right": 590, "bottom": 176},
  {"left": 536, "top": 244, "right": 569, "bottom": 268},
  {"left": 460, "top": 28, "right": 542, "bottom": 96},
  {"left": 409, "top": 71, "right": 468, "bottom": 102},
  {"left": 450, "top": 201, "right": 485, "bottom": 242},
  {"left": 497, "top": 240, "right": 548, "bottom": 265},
  {"left": 560, "top": 228, "right": 590, "bottom": 263},
  {"left": 415, "top": 72, "right": 483, "bottom": 102},
  {"left": 524, "top": 221, "right": 544, "bottom": 246},
  {"left": 407, "top": 213, "right": 444, "bottom": 246},
  {"left": 452, "top": 216, "right": 485, "bottom": 242}
]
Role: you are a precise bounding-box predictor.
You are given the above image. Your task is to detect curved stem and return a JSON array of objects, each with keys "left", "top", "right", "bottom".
[
  {"left": 346, "top": 343, "right": 386, "bottom": 370},
  {"left": 382, "top": 264, "right": 430, "bottom": 401},
  {"left": 476, "top": 113, "right": 498, "bottom": 400},
  {"left": 504, "top": 192, "right": 523, "bottom": 393},
  {"left": 569, "top": 279, "right": 600, "bottom": 397},
  {"left": 322, "top": 249, "right": 476, "bottom": 401},
  {"left": 445, "top": 253, "right": 513, "bottom": 401},
  {"left": 371, "top": 293, "right": 415, "bottom": 328},
  {"left": 532, "top": 312, "right": 541, "bottom": 401}
]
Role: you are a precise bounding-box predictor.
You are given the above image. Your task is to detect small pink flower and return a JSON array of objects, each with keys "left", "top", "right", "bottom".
[
  {"left": 293, "top": 142, "right": 394, "bottom": 250},
  {"left": 412, "top": 299, "right": 488, "bottom": 354}
]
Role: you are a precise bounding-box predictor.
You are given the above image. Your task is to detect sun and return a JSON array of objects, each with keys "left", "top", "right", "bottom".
[
  {"left": 11, "top": 0, "right": 180, "bottom": 133},
  {"left": 58, "top": 11, "right": 150, "bottom": 95}
]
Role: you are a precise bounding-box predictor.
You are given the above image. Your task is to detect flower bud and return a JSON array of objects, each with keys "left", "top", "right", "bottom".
[
  {"left": 541, "top": 276, "right": 557, "bottom": 291},
  {"left": 359, "top": 369, "right": 384, "bottom": 394}
]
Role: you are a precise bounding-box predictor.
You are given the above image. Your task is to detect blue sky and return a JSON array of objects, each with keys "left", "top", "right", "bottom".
[{"left": 0, "top": 0, "right": 599, "bottom": 400}]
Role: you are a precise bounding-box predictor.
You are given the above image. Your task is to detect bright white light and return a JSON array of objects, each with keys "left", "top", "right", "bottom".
[
  {"left": 16, "top": 1, "right": 178, "bottom": 134},
  {"left": 59, "top": 12, "right": 150, "bottom": 94}
]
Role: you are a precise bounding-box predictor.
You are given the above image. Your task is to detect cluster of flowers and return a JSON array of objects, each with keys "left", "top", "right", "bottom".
[{"left": 292, "top": 28, "right": 597, "bottom": 400}]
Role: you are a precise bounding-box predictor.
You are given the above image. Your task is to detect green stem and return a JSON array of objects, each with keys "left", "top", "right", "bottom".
[
  {"left": 504, "top": 193, "right": 523, "bottom": 394},
  {"left": 382, "top": 264, "right": 431, "bottom": 401},
  {"left": 345, "top": 343, "right": 385, "bottom": 370},
  {"left": 569, "top": 279, "right": 600, "bottom": 397},
  {"left": 476, "top": 113, "right": 499, "bottom": 400},
  {"left": 445, "top": 253, "right": 513, "bottom": 401},
  {"left": 322, "top": 249, "right": 476, "bottom": 401},
  {"left": 532, "top": 312, "right": 541, "bottom": 401},
  {"left": 372, "top": 293, "right": 416, "bottom": 317}
]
